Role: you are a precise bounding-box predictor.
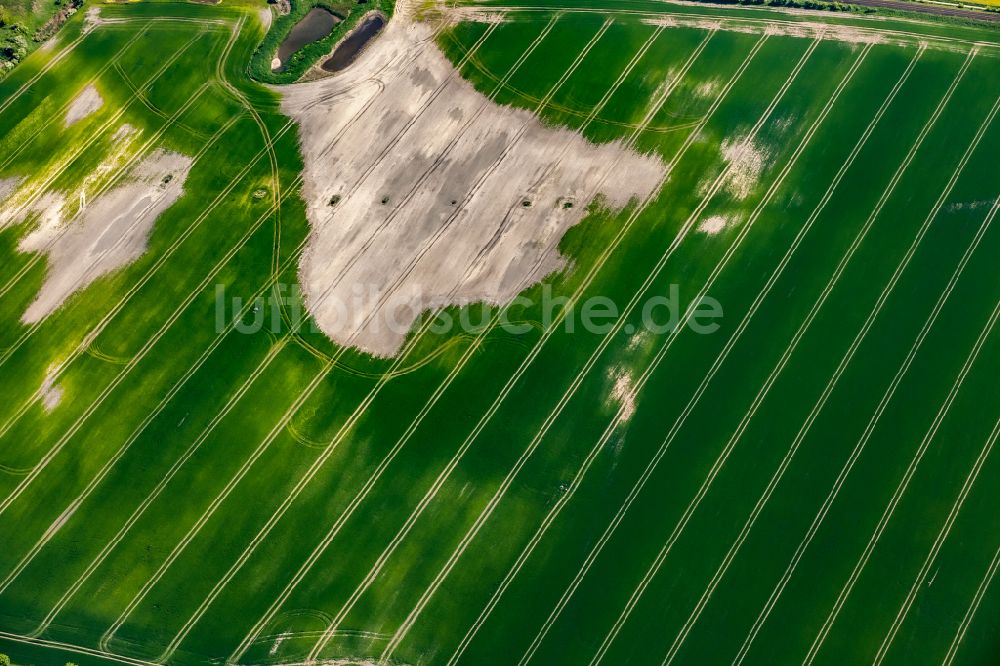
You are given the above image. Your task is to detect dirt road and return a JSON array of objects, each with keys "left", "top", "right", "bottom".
[{"left": 849, "top": 0, "right": 1000, "bottom": 23}]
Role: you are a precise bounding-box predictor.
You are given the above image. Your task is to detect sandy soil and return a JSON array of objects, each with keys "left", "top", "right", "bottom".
[
  {"left": 697, "top": 214, "right": 730, "bottom": 235},
  {"left": 641, "top": 15, "right": 886, "bottom": 45},
  {"left": 2, "top": 190, "right": 66, "bottom": 237},
  {"left": 0, "top": 177, "right": 20, "bottom": 203},
  {"left": 18, "top": 148, "right": 192, "bottom": 323},
  {"left": 260, "top": 7, "right": 274, "bottom": 32},
  {"left": 39, "top": 365, "right": 64, "bottom": 412},
  {"left": 83, "top": 6, "right": 103, "bottom": 34},
  {"left": 64, "top": 84, "right": 104, "bottom": 127},
  {"left": 281, "top": 5, "right": 665, "bottom": 356},
  {"left": 609, "top": 367, "right": 637, "bottom": 425},
  {"left": 719, "top": 135, "right": 768, "bottom": 200}
]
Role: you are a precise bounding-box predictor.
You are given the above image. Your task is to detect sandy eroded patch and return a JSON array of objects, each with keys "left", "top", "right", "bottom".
[
  {"left": 719, "top": 135, "right": 768, "bottom": 200},
  {"left": 694, "top": 78, "right": 722, "bottom": 99},
  {"left": 83, "top": 7, "right": 103, "bottom": 34},
  {"left": 608, "top": 367, "right": 637, "bottom": 426},
  {"left": 1, "top": 190, "right": 66, "bottom": 237},
  {"left": 697, "top": 214, "right": 730, "bottom": 235},
  {"left": 18, "top": 149, "right": 192, "bottom": 323},
  {"left": 641, "top": 15, "right": 884, "bottom": 46},
  {"left": 65, "top": 84, "right": 104, "bottom": 127},
  {"left": 39, "top": 365, "right": 64, "bottom": 412},
  {"left": 282, "top": 12, "right": 665, "bottom": 356},
  {"left": 0, "top": 176, "right": 20, "bottom": 203}
]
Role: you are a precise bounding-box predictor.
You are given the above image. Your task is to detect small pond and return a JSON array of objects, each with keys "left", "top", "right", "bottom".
[
  {"left": 320, "top": 12, "right": 385, "bottom": 73},
  {"left": 272, "top": 7, "right": 341, "bottom": 72}
]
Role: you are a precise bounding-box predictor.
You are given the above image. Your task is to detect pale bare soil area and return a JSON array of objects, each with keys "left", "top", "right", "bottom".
[
  {"left": 17, "top": 149, "right": 192, "bottom": 323},
  {"left": 641, "top": 14, "right": 883, "bottom": 43},
  {"left": 83, "top": 6, "right": 104, "bottom": 34},
  {"left": 281, "top": 6, "right": 666, "bottom": 356},
  {"left": 64, "top": 84, "right": 104, "bottom": 127},
  {"left": 0, "top": 176, "right": 20, "bottom": 202},
  {"left": 39, "top": 366, "right": 64, "bottom": 412}
]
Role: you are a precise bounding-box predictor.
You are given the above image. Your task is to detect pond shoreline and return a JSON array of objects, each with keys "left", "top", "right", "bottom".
[
  {"left": 271, "top": 6, "right": 343, "bottom": 72},
  {"left": 297, "top": 9, "right": 387, "bottom": 80},
  {"left": 320, "top": 11, "right": 386, "bottom": 72}
]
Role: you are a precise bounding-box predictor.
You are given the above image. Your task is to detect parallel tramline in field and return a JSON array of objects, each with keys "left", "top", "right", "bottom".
[{"left": 0, "top": 0, "right": 998, "bottom": 664}]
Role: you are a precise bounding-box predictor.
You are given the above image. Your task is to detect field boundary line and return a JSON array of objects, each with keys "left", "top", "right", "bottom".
[
  {"left": 0, "top": 77, "right": 221, "bottom": 370},
  {"left": 225, "top": 21, "right": 690, "bottom": 665},
  {"left": 0, "top": 629, "right": 156, "bottom": 666},
  {"left": 474, "top": 4, "right": 1000, "bottom": 50},
  {"left": 166, "top": 17, "right": 632, "bottom": 662},
  {"left": 659, "top": 63, "right": 993, "bottom": 666},
  {"left": 733, "top": 160, "right": 1000, "bottom": 664},
  {"left": 0, "top": 26, "right": 151, "bottom": 171},
  {"left": 93, "top": 18, "right": 559, "bottom": 656},
  {"left": 297, "top": 29, "right": 770, "bottom": 666},
  {"left": 801, "top": 92, "right": 999, "bottom": 666},
  {"left": 583, "top": 44, "right": 974, "bottom": 666},
  {"left": 875, "top": 411, "right": 1000, "bottom": 664},
  {"left": 0, "top": 119, "right": 299, "bottom": 518},
  {"left": 0, "top": 28, "right": 208, "bottom": 310},
  {"left": 380, "top": 33, "right": 836, "bottom": 666},
  {"left": 512, "top": 45, "right": 919, "bottom": 666},
  {"left": 464, "top": 39, "right": 877, "bottom": 666},
  {"left": 4, "top": 240, "right": 303, "bottom": 612},
  {"left": 941, "top": 541, "right": 1000, "bottom": 665},
  {"left": 27, "top": 11, "right": 464, "bottom": 642},
  {"left": 1, "top": 175, "right": 305, "bottom": 591}
]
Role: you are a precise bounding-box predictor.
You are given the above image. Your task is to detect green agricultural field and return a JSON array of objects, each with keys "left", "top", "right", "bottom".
[{"left": 0, "top": 0, "right": 998, "bottom": 664}]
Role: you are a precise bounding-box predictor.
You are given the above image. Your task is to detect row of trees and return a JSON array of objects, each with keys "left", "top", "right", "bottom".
[
  {"left": 0, "top": 0, "right": 83, "bottom": 77},
  {"left": 0, "top": 25, "right": 29, "bottom": 75}
]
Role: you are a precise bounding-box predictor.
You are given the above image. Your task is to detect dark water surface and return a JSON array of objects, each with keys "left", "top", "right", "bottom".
[
  {"left": 273, "top": 7, "right": 341, "bottom": 70},
  {"left": 320, "top": 12, "right": 385, "bottom": 73}
]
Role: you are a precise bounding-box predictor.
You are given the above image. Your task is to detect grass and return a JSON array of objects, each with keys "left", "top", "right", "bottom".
[
  {"left": 0, "top": 1, "right": 998, "bottom": 665},
  {"left": 0, "top": 0, "right": 83, "bottom": 77}
]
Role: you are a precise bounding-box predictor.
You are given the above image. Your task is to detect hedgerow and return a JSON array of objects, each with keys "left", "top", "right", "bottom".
[{"left": 250, "top": 0, "right": 393, "bottom": 83}]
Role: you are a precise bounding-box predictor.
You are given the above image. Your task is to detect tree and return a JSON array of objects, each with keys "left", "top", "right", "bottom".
[{"left": 0, "top": 652, "right": 12, "bottom": 666}]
